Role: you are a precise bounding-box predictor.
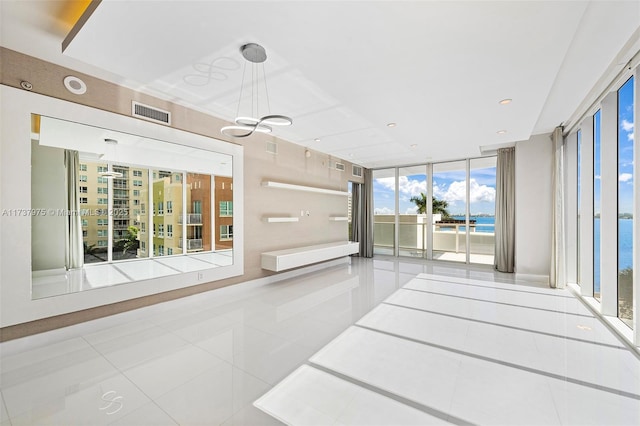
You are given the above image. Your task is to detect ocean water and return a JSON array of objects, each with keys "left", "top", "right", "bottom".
[
  {"left": 588, "top": 218, "right": 633, "bottom": 294},
  {"left": 450, "top": 216, "right": 495, "bottom": 233}
]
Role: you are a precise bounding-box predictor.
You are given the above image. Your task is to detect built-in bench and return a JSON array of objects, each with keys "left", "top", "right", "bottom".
[{"left": 261, "top": 241, "right": 360, "bottom": 272}]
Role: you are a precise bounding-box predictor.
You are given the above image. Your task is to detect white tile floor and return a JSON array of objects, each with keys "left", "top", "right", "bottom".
[{"left": 3, "top": 257, "right": 640, "bottom": 425}]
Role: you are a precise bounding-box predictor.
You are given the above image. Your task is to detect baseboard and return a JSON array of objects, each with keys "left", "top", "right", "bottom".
[{"left": 515, "top": 273, "right": 549, "bottom": 284}]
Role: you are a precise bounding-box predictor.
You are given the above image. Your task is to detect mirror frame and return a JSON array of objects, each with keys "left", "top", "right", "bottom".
[{"left": 0, "top": 85, "right": 244, "bottom": 327}]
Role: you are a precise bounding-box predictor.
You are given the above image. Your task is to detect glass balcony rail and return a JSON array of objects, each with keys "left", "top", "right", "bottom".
[
  {"left": 178, "top": 239, "right": 203, "bottom": 250},
  {"left": 178, "top": 214, "right": 203, "bottom": 224}
]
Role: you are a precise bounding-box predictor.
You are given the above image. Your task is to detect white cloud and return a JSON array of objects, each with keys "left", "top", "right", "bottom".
[
  {"left": 405, "top": 205, "right": 419, "bottom": 214},
  {"left": 619, "top": 173, "right": 633, "bottom": 182},
  {"left": 621, "top": 119, "right": 634, "bottom": 132},
  {"left": 629, "top": 132, "right": 634, "bottom": 142},
  {"left": 375, "top": 176, "right": 427, "bottom": 197},
  {"left": 434, "top": 179, "right": 496, "bottom": 204},
  {"left": 374, "top": 207, "right": 394, "bottom": 215}
]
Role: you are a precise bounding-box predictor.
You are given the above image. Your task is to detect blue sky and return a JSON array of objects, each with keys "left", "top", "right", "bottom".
[
  {"left": 593, "top": 76, "right": 635, "bottom": 215},
  {"left": 373, "top": 164, "right": 497, "bottom": 216},
  {"left": 618, "top": 76, "right": 634, "bottom": 215}
]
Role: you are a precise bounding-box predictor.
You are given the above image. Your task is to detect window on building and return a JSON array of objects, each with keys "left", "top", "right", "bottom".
[
  {"left": 219, "top": 201, "right": 233, "bottom": 217},
  {"left": 167, "top": 201, "right": 172, "bottom": 214},
  {"left": 133, "top": 170, "right": 142, "bottom": 177},
  {"left": 98, "top": 176, "right": 108, "bottom": 184},
  {"left": 98, "top": 198, "right": 108, "bottom": 205},
  {"left": 158, "top": 224, "right": 164, "bottom": 237},
  {"left": 167, "top": 224, "right": 173, "bottom": 237},
  {"left": 220, "top": 225, "right": 233, "bottom": 240},
  {"left": 79, "top": 186, "right": 88, "bottom": 193},
  {"left": 81, "top": 219, "right": 88, "bottom": 227},
  {"left": 133, "top": 180, "right": 142, "bottom": 187},
  {"left": 79, "top": 175, "right": 87, "bottom": 182},
  {"left": 80, "top": 164, "right": 87, "bottom": 171},
  {"left": 80, "top": 197, "right": 88, "bottom": 204}
]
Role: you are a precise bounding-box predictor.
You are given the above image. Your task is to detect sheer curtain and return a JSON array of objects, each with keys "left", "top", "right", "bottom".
[
  {"left": 495, "top": 147, "right": 515, "bottom": 272},
  {"left": 65, "top": 150, "right": 83, "bottom": 269},
  {"left": 550, "top": 126, "right": 566, "bottom": 288}
]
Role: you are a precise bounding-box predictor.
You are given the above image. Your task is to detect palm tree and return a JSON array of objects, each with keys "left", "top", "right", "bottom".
[{"left": 409, "top": 193, "right": 450, "bottom": 218}]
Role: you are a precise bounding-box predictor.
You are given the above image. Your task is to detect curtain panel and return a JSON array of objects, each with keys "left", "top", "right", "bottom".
[{"left": 495, "top": 147, "right": 515, "bottom": 273}]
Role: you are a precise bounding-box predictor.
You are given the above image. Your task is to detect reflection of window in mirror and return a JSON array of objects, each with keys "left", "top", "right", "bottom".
[{"left": 30, "top": 114, "right": 235, "bottom": 299}]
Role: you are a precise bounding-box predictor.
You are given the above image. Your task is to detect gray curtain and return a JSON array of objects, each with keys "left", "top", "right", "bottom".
[
  {"left": 351, "top": 182, "right": 362, "bottom": 249},
  {"left": 65, "top": 150, "right": 84, "bottom": 269},
  {"left": 550, "top": 126, "right": 566, "bottom": 288},
  {"left": 361, "top": 169, "right": 374, "bottom": 257},
  {"left": 494, "top": 147, "right": 515, "bottom": 273}
]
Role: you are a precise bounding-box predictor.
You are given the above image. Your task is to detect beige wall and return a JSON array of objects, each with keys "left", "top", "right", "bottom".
[{"left": 0, "top": 47, "right": 364, "bottom": 339}]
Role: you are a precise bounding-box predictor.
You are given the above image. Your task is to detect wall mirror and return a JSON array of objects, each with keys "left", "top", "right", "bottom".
[{"left": 30, "top": 114, "right": 239, "bottom": 299}]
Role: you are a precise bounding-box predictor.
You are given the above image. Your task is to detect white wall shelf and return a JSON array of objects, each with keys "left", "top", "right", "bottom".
[
  {"left": 262, "top": 180, "right": 348, "bottom": 196},
  {"left": 264, "top": 217, "right": 299, "bottom": 223},
  {"left": 329, "top": 217, "right": 348, "bottom": 221}
]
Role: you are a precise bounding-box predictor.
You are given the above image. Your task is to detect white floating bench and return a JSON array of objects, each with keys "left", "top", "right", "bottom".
[{"left": 261, "top": 241, "right": 359, "bottom": 272}]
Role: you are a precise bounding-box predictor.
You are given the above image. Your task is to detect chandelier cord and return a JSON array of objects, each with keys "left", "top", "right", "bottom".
[{"left": 236, "top": 60, "right": 248, "bottom": 120}]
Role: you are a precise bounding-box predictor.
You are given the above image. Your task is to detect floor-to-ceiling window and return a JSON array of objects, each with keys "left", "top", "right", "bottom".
[
  {"left": 593, "top": 109, "right": 602, "bottom": 301},
  {"left": 577, "top": 129, "right": 582, "bottom": 285},
  {"left": 469, "top": 157, "right": 497, "bottom": 265},
  {"left": 617, "top": 76, "right": 634, "bottom": 328},
  {"left": 373, "top": 169, "right": 396, "bottom": 255},
  {"left": 432, "top": 161, "right": 467, "bottom": 262},
  {"left": 398, "top": 165, "right": 428, "bottom": 258}
]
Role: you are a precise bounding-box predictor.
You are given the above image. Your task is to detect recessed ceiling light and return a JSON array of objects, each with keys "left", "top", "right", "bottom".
[
  {"left": 314, "top": 138, "right": 321, "bottom": 142},
  {"left": 387, "top": 122, "right": 397, "bottom": 128},
  {"left": 497, "top": 130, "right": 507, "bottom": 134},
  {"left": 63, "top": 75, "right": 87, "bottom": 95},
  {"left": 499, "top": 98, "right": 512, "bottom": 105},
  {"left": 410, "top": 144, "right": 417, "bottom": 149},
  {"left": 576, "top": 325, "right": 592, "bottom": 331}
]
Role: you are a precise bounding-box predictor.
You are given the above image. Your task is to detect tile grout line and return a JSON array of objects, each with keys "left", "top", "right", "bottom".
[
  {"left": 415, "top": 275, "right": 575, "bottom": 299},
  {"left": 381, "top": 301, "right": 626, "bottom": 350},
  {"left": 305, "top": 361, "right": 476, "bottom": 426},
  {"left": 401, "top": 287, "right": 594, "bottom": 318},
  {"left": 353, "top": 324, "right": 640, "bottom": 401}
]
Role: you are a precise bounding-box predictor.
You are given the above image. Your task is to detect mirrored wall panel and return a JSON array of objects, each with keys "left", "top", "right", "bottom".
[{"left": 30, "top": 114, "right": 235, "bottom": 299}]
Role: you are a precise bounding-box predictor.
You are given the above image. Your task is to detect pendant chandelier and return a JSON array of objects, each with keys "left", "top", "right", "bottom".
[{"left": 221, "top": 43, "right": 292, "bottom": 138}]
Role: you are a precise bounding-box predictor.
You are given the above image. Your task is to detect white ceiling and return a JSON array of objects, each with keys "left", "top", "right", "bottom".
[{"left": 2, "top": 1, "right": 639, "bottom": 168}]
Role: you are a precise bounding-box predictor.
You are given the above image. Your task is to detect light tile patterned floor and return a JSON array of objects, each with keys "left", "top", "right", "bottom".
[{"left": 2, "top": 257, "right": 639, "bottom": 425}]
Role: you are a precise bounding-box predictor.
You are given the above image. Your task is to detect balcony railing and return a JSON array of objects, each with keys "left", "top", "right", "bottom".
[
  {"left": 178, "top": 239, "right": 203, "bottom": 250},
  {"left": 373, "top": 219, "right": 495, "bottom": 257},
  {"left": 178, "top": 214, "right": 202, "bottom": 224}
]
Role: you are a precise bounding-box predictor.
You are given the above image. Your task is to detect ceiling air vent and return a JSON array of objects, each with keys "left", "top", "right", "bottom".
[
  {"left": 334, "top": 162, "right": 345, "bottom": 172},
  {"left": 266, "top": 141, "right": 278, "bottom": 155},
  {"left": 132, "top": 101, "right": 171, "bottom": 125},
  {"left": 352, "top": 165, "right": 363, "bottom": 177}
]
